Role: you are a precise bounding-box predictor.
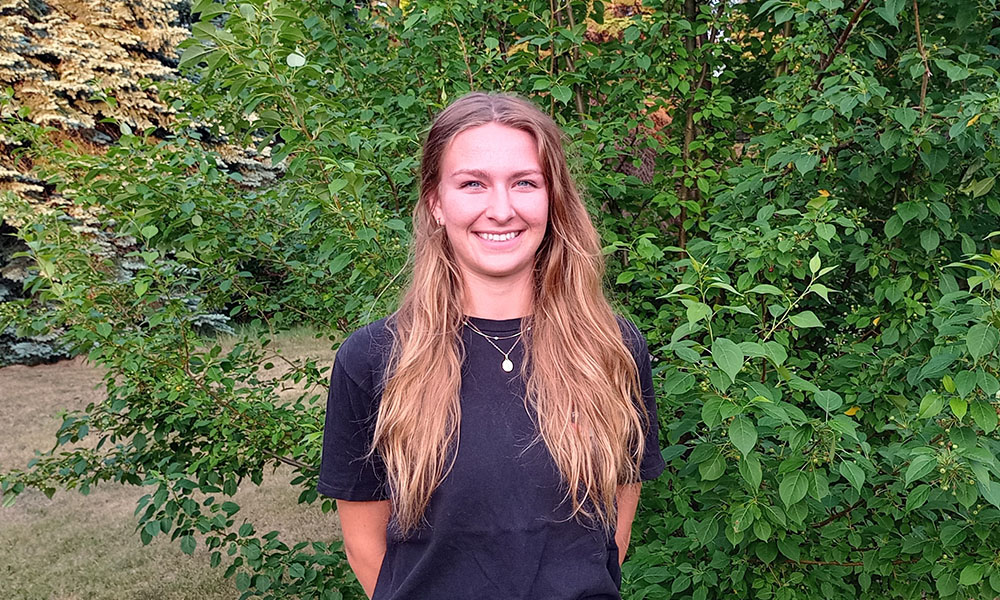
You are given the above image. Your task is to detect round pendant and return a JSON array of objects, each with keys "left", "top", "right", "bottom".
[{"left": 502, "top": 358, "right": 514, "bottom": 372}]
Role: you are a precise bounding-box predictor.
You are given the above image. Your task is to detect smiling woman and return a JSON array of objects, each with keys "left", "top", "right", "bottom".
[{"left": 317, "top": 92, "right": 664, "bottom": 600}]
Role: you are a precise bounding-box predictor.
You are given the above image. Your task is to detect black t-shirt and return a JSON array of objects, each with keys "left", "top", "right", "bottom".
[{"left": 317, "top": 316, "right": 665, "bottom": 600}]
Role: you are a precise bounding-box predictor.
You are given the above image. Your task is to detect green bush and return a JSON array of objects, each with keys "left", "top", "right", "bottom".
[{"left": 3, "top": 0, "right": 1000, "bottom": 598}]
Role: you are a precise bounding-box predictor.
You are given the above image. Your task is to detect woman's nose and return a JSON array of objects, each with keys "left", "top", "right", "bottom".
[{"left": 485, "top": 188, "right": 514, "bottom": 222}]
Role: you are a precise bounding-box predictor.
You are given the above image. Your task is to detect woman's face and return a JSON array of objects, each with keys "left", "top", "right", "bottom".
[{"left": 431, "top": 122, "right": 549, "bottom": 289}]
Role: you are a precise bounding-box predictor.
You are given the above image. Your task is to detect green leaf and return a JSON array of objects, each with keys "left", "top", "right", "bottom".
[
  {"left": 950, "top": 397, "right": 968, "bottom": 419},
  {"left": 917, "top": 392, "right": 945, "bottom": 419},
  {"left": 812, "top": 108, "right": 834, "bottom": 123},
  {"left": 920, "top": 229, "right": 940, "bottom": 252},
  {"left": 970, "top": 399, "right": 998, "bottom": 433},
  {"left": 936, "top": 573, "right": 958, "bottom": 596},
  {"left": 779, "top": 472, "right": 809, "bottom": 507},
  {"left": 794, "top": 154, "right": 819, "bottom": 175},
  {"left": 235, "top": 572, "right": 251, "bottom": 592},
  {"left": 959, "top": 564, "right": 983, "bottom": 586},
  {"left": 919, "top": 149, "right": 949, "bottom": 175},
  {"left": 748, "top": 284, "right": 783, "bottom": 295},
  {"left": 884, "top": 215, "right": 903, "bottom": 239},
  {"left": 919, "top": 353, "right": 959, "bottom": 380},
  {"left": 809, "top": 253, "right": 821, "bottom": 274},
  {"left": 960, "top": 175, "right": 996, "bottom": 198},
  {"left": 179, "top": 43, "right": 213, "bottom": 68},
  {"left": 980, "top": 479, "right": 1000, "bottom": 509},
  {"left": 551, "top": 86, "right": 573, "bottom": 104},
  {"left": 777, "top": 536, "right": 801, "bottom": 561},
  {"left": 711, "top": 337, "right": 744, "bottom": 384},
  {"left": 868, "top": 39, "right": 886, "bottom": 59},
  {"left": 140, "top": 225, "right": 158, "bottom": 239},
  {"left": 955, "top": 370, "right": 978, "bottom": 397},
  {"left": 809, "top": 468, "right": 829, "bottom": 501},
  {"left": 906, "top": 484, "right": 931, "bottom": 511},
  {"left": 839, "top": 461, "right": 865, "bottom": 492},
  {"left": 699, "top": 452, "right": 727, "bottom": 481},
  {"left": 967, "top": 324, "right": 999, "bottom": 362},
  {"left": 904, "top": 454, "right": 937, "bottom": 486},
  {"left": 662, "top": 371, "right": 695, "bottom": 395},
  {"left": 897, "top": 201, "right": 923, "bottom": 223},
  {"left": 980, "top": 370, "right": 1000, "bottom": 396},
  {"left": 815, "top": 223, "right": 835, "bottom": 241},
  {"left": 694, "top": 516, "right": 719, "bottom": 546},
  {"left": 789, "top": 311, "right": 823, "bottom": 328},
  {"left": 671, "top": 574, "right": 692, "bottom": 594},
  {"left": 686, "top": 301, "right": 713, "bottom": 325},
  {"left": 739, "top": 453, "right": 763, "bottom": 489},
  {"left": 729, "top": 416, "right": 757, "bottom": 456},
  {"left": 180, "top": 535, "right": 196, "bottom": 555},
  {"left": 753, "top": 518, "right": 772, "bottom": 541},
  {"left": 940, "top": 523, "right": 967, "bottom": 547},
  {"left": 763, "top": 342, "right": 787, "bottom": 366},
  {"left": 814, "top": 390, "right": 843, "bottom": 412},
  {"left": 731, "top": 503, "right": 755, "bottom": 533},
  {"left": 329, "top": 252, "right": 353, "bottom": 275},
  {"left": 755, "top": 541, "right": 778, "bottom": 563},
  {"left": 893, "top": 106, "right": 918, "bottom": 129}
]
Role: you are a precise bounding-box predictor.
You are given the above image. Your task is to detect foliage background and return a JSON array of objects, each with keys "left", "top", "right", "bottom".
[{"left": 2, "top": 0, "right": 1000, "bottom": 598}]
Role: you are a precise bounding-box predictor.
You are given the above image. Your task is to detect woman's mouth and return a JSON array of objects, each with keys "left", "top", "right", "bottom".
[{"left": 476, "top": 231, "right": 521, "bottom": 242}]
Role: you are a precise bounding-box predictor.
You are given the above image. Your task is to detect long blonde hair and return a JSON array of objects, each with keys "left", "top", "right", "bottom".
[{"left": 373, "top": 92, "right": 646, "bottom": 535}]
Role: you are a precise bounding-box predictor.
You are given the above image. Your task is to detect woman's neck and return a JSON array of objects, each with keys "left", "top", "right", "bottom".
[{"left": 461, "top": 273, "right": 534, "bottom": 320}]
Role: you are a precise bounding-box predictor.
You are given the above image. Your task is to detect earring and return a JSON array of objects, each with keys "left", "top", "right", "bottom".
[{"left": 436, "top": 217, "right": 443, "bottom": 226}]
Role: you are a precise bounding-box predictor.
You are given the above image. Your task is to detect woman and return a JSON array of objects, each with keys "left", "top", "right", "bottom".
[{"left": 318, "top": 92, "right": 664, "bottom": 599}]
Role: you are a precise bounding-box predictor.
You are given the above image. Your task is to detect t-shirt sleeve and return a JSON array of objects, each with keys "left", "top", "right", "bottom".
[
  {"left": 620, "top": 318, "right": 666, "bottom": 482},
  {"left": 317, "top": 334, "right": 390, "bottom": 501}
]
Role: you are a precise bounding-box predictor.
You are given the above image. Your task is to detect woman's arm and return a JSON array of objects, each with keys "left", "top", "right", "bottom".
[
  {"left": 614, "top": 483, "right": 642, "bottom": 566},
  {"left": 337, "top": 499, "right": 392, "bottom": 598}
]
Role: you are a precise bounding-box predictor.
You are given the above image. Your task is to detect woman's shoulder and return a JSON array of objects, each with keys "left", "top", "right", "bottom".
[
  {"left": 613, "top": 314, "right": 649, "bottom": 358},
  {"left": 334, "top": 315, "right": 396, "bottom": 391}
]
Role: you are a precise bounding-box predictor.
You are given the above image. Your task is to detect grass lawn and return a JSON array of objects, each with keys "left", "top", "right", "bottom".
[{"left": 0, "top": 329, "right": 343, "bottom": 599}]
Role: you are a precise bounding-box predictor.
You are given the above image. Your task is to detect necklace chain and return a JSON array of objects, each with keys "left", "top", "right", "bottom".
[{"left": 463, "top": 319, "right": 531, "bottom": 373}]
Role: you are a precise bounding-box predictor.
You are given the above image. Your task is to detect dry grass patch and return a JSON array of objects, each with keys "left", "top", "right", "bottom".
[{"left": 0, "top": 329, "right": 344, "bottom": 599}]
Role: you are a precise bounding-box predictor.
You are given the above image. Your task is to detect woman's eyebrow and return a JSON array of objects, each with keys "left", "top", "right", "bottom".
[
  {"left": 450, "top": 168, "right": 542, "bottom": 179},
  {"left": 450, "top": 168, "right": 492, "bottom": 179}
]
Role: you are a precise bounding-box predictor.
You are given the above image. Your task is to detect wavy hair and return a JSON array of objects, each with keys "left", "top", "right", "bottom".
[{"left": 372, "top": 92, "right": 646, "bottom": 535}]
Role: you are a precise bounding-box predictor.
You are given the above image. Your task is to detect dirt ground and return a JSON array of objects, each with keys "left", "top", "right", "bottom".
[{"left": 0, "top": 340, "right": 343, "bottom": 599}]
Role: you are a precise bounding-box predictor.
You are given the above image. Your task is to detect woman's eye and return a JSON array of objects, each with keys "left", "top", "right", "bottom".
[
  {"left": 515, "top": 180, "right": 538, "bottom": 188},
  {"left": 460, "top": 181, "right": 483, "bottom": 189}
]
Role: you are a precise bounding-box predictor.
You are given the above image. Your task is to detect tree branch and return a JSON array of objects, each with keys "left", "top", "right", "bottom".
[
  {"left": 811, "top": 496, "right": 865, "bottom": 528},
  {"left": 814, "top": 0, "right": 872, "bottom": 86}
]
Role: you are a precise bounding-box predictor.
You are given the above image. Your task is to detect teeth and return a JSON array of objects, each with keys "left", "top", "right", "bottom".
[{"left": 478, "top": 232, "right": 518, "bottom": 242}]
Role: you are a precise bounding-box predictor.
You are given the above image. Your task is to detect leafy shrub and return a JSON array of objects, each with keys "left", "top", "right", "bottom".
[{"left": 3, "top": 0, "right": 1000, "bottom": 599}]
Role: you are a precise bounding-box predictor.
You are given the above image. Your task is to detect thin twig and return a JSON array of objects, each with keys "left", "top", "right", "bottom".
[
  {"left": 449, "top": 18, "right": 475, "bottom": 88},
  {"left": 913, "top": 0, "right": 931, "bottom": 114}
]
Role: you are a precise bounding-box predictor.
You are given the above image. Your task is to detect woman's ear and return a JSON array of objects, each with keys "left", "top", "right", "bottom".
[{"left": 430, "top": 193, "right": 443, "bottom": 224}]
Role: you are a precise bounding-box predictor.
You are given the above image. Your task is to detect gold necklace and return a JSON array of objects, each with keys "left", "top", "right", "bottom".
[{"left": 463, "top": 319, "right": 531, "bottom": 373}]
